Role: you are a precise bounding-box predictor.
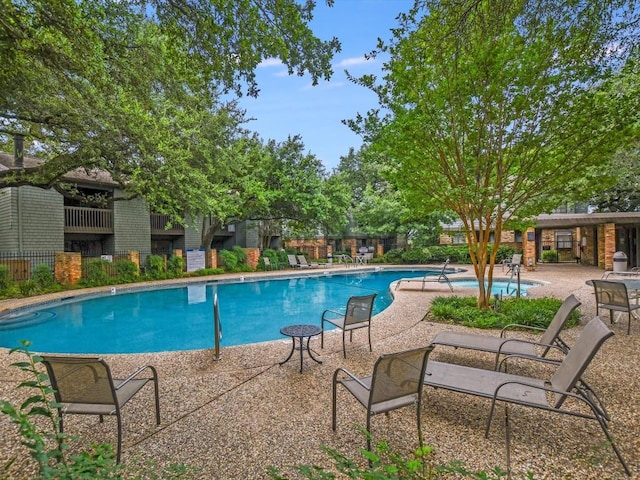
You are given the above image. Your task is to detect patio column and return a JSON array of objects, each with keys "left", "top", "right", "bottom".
[{"left": 603, "top": 223, "right": 616, "bottom": 270}]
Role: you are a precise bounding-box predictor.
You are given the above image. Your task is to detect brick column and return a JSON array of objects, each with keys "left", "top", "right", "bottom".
[
  {"left": 522, "top": 228, "right": 536, "bottom": 270},
  {"left": 243, "top": 247, "right": 260, "bottom": 271},
  {"left": 206, "top": 249, "right": 218, "bottom": 269},
  {"left": 55, "top": 252, "right": 82, "bottom": 286},
  {"left": 172, "top": 249, "right": 183, "bottom": 258},
  {"left": 127, "top": 251, "right": 140, "bottom": 272},
  {"left": 603, "top": 223, "right": 616, "bottom": 270}
]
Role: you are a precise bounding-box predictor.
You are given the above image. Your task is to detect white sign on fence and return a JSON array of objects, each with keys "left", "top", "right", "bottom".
[{"left": 186, "top": 249, "right": 206, "bottom": 272}]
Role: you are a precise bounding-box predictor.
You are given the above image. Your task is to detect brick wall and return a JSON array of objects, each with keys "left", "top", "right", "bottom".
[{"left": 55, "top": 252, "right": 82, "bottom": 286}]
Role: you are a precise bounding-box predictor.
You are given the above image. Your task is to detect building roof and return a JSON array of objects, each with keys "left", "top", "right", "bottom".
[{"left": 0, "top": 152, "right": 118, "bottom": 188}]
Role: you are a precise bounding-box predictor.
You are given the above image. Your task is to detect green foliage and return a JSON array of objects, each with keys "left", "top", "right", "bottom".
[
  {"left": 0, "top": 264, "right": 13, "bottom": 291},
  {"left": 80, "top": 259, "right": 112, "bottom": 287},
  {"left": 268, "top": 434, "right": 514, "bottom": 479},
  {"left": 18, "top": 280, "right": 39, "bottom": 297},
  {"left": 167, "top": 256, "right": 185, "bottom": 277},
  {"left": 401, "top": 248, "right": 432, "bottom": 264},
  {"left": 231, "top": 246, "right": 247, "bottom": 264},
  {"left": 218, "top": 249, "right": 238, "bottom": 271},
  {"left": 32, "top": 264, "right": 55, "bottom": 290},
  {"left": 146, "top": 255, "right": 166, "bottom": 279},
  {"left": 429, "top": 296, "right": 580, "bottom": 330},
  {"left": 115, "top": 259, "right": 139, "bottom": 282},
  {"left": 542, "top": 250, "right": 558, "bottom": 263},
  {"left": 189, "top": 268, "right": 225, "bottom": 276}
]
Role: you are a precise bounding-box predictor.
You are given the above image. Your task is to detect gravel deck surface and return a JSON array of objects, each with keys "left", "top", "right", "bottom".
[{"left": 1, "top": 263, "right": 638, "bottom": 479}]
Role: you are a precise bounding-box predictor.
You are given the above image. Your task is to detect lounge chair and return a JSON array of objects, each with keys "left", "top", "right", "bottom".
[
  {"left": 592, "top": 279, "right": 640, "bottom": 335},
  {"left": 395, "top": 259, "right": 453, "bottom": 292},
  {"left": 422, "top": 317, "right": 630, "bottom": 476},
  {"left": 287, "top": 254, "right": 307, "bottom": 268},
  {"left": 332, "top": 346, "right": 434, "bottom": 453},
  {"left": 262, "top": 257, "right": 277, "bottom": 270},
  {"left": 430, "top": 294, "right": 581, "bottom": 368},
  {"left": 321, "top": 293, "right": 377, "bottom": 358},
  {"left": 297, "top": 254, "right": 322, "bottom": 268},
  {"left": 41, "top": 355, "right": 161, "bottom": 463}
]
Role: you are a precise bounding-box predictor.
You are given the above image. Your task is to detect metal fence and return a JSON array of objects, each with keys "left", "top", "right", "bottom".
[
  {"left": 0, "top": 251, "right": 56, "bottom": 281},
  {"left": 0, "top": 250, "right": 176, "bottom": 282}
]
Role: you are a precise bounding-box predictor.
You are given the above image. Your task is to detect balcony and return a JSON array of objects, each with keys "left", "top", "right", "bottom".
[
  {"left": 64, "top": 206, "right": 113, "bottom": 234},
  {"left": 150, "top": 213, "right": 185, "bottom": 235}
]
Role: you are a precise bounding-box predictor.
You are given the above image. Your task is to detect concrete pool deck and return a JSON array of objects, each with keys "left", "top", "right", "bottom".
[{"left": 1, "top": 263, "right": 639, "bottom": 479}]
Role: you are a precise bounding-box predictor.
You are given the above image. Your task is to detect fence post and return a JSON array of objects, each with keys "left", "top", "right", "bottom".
[{"left": 55, "top": 252, "right": 82, "bottom": 286}]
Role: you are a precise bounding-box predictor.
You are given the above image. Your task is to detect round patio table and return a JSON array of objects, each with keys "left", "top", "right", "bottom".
[{"left": 279, "top": 324, "right": 323, "bottom": 373}]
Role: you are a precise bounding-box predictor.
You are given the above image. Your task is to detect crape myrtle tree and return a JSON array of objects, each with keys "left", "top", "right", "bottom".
[
  {"left": 349, "top": 0, "right": 640, "bottom": 308},
  {"left": 0, "top": 0, "right": 340, "bottom": 217}
]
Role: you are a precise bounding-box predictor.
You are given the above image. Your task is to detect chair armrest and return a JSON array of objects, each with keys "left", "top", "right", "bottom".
[
  {"left": 496, "top": 340, "right": 565, "bottom": 361},
  {"left": 496, "top": 352, "right": 562, "bottom": 372},
  {"left": 116, "top": 364, "right": 158, "bottom": 389},
  {"left": 499, "top": 323, "right": 545, "bottom": 337},
  {"left": 322, "top": 308, "right": 345, "bottom": 320},
  {"left": 333, "top": 367, "right": 370, "bottom": 391}
]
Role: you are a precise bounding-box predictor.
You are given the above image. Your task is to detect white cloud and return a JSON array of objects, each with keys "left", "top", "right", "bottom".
[
  {"left": 335, "top": 56, "right": 373, "bottom": 68},
  {"left": 258, "top": 58, "right": 284, "bottom": 68}
]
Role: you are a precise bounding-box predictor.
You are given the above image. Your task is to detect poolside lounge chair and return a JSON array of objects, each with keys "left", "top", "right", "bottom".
[
  {"left": 395, "top": 259, "right": 453, "bottom": 292},
  {"left": 297, "top": 254, "right": 323, "bottom": 268},
  {"left": 430, "top": 294, "right": 581, "bottom": 369},
  {"left": 332, "top": 346, "right": 434, "bottom": 453},
  {"left": 41, "top": 355, "right": 161, "bottom": 463},
  {"left": 262, "top": 257, "right": 277, "bottom": 270},
  {"left": 321, "top": 293, "right": 377, "bottom": 358},
  {"left": 422, "top": 317, "right": 630, "bottom": 476},
  {"left": 592, "top": 279, "right": 640, "bottom": 335},
  {"left": 287, "top": 254, "right": 307, "bottom": 268}
]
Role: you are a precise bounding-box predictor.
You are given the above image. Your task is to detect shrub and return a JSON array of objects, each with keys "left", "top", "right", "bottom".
[
  {"left": 146, "top": 255, "right": 166, "bottom": 279},
  {"left": 167, "top": 255, "right": 185, "bottom": 277},
  {"left": 542, "top": 249, "right": 558, "bottom": 263},
  {"left": 429, "top": 295, "right": 580, "bottom": 330},
  {"left": 232, "top": 246, "right": 247, "bottom": 264},
  {"left": 32, "top": 263, "right": 56, "bottom": 290},
  {"left": 383, "top": 248, "right": 404, "bottom": 263},
  {"left": 218, "top": 249, "right": 238, "bottom": 271},
  {"left": 401, "top": 247, "right": 432, "bottom": 264},
  {"left": 115, "top": 259, "right": 139, "bottom": 282},
  {"left": 81, "top": 258, "right": 112, "bottom": 286},
  {"left": 0, "top": 264, "right": 13, "bottom": 292}
]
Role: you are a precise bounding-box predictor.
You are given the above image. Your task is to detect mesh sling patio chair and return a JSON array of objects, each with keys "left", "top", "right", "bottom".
[
  {"left": 41, "top": 356, "right": 161, "bottom": 463},
  {"left": 422, "top": 317, "right": 630, "bottom": 476},
  {"left": 395, "top": 259, "right": 453, "bottom": 292},
  {"left": 332, "top": 346, "right": 434, "bottom": 453},
  {"left": 430, "top": 294, "right": 581, "bottom": 369},
  {"left": 592, "top": 279, "right": 640, "bottom": 335},
  {"left": 321, "top": 293, "right": 377, "bottom": 358}
]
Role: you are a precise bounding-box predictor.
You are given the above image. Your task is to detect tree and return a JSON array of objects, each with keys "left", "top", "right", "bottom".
[
  {"left": 0, "top": 0, "right": 340, "bottom": 209},
  {"left": 589, "top": 144, "right": 640, "bottom": 212},
  {"left": 350, "top": 0, "right": 640, "bottom": 307}
]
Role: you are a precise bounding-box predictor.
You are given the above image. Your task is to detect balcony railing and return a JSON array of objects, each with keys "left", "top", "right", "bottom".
[
  {"left": 150, "top": 213, "right": 185, "bottom": 235},
  {"left": 64, "top": 206, "right": 113, "bottom": 233}
]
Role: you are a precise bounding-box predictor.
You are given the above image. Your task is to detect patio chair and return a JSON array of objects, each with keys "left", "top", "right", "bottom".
[
  {"left": 297, "top": 254, "right": 322, "bottom": 268},
  {"left": 321, "top": 293, "right": 377, "bottom": 358},
  {"left": 502, "top": 253, "right": 522, "bottom": 273},
  {"left": 395, "top": 259, "right": 453, "bottom": 292},
  {"left": 422, "top": 317, "right": 630, "bottom": 476},
  {"left": 332, "top": 346, "right": 434, "bottom": 452},
  {"left": 262, "top": 257, "right": 277, "bottom": 270},
  {"left": 592, "top": 279, "right": 640, "bottom": 335},
  {"left": 41, "top": 355, "right": 161, "bottom": 463},
  {"left": 430, "top": 294, "right": 581, "bottom": 369}
]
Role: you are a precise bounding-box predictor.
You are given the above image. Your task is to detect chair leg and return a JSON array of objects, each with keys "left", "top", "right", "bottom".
[
  {"left": 367, "top": 325, "right": 372, "bottom": 352},
  {"left": 331, "top": 372, "right": 339, "bottom": 430},
  {"left": 342, "top": 330, "right": 347, "bottom": 358},
  {"left": 116, "top": 413, "right": 123, "bottom": 463},
  {"left": 320, "top": 320, "right": 325, "bottom": 349}
]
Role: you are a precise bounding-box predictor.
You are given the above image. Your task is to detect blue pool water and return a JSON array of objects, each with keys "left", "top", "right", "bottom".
[
  {"left": 449, "top": 279, "right": 537, "bottom": 297},
  {"left": 0, "top": 269, "right": 438, "bottom": 354}
]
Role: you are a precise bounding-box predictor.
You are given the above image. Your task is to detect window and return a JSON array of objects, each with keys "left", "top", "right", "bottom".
[{"left": 555, "top": 231, "right": 573, "bottom": 249}]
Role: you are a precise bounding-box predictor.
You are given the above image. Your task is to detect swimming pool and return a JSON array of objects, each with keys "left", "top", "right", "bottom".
[
  {"left": 0, "top": 269, "right": 440, "bottom": 354},
  {"left": 448, "top": 278, "right": 538, "bottom": 296}
]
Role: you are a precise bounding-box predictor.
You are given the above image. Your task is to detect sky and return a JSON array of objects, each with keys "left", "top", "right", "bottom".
[{"left": 236, "top": 0, "right": 414, "bottom": 171}]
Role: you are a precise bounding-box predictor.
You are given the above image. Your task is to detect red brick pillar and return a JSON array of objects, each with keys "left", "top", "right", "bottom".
[
  {"left": 243, "top": 248, "right": 260, "bottom": 271},
  {"left": 522, "top": 228, "right": 536, "bottom": 270},
  {"left": 603, "top": 223, "right": 616, "bottom": 270},
  {"left": 376, "top": 244, "right": 384, "bottom": 258},
  {"left": 172, "top": 249, "right": 183, "bottom": 258},
  {"left": 206, "top": 249, "right": 218, "bottom": 269},
  {"left": 55, "top": 252, "right": 82, "bottom": 286},
  {"left": 127, "top": 251, "right": 140, "bottom": 272}
]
